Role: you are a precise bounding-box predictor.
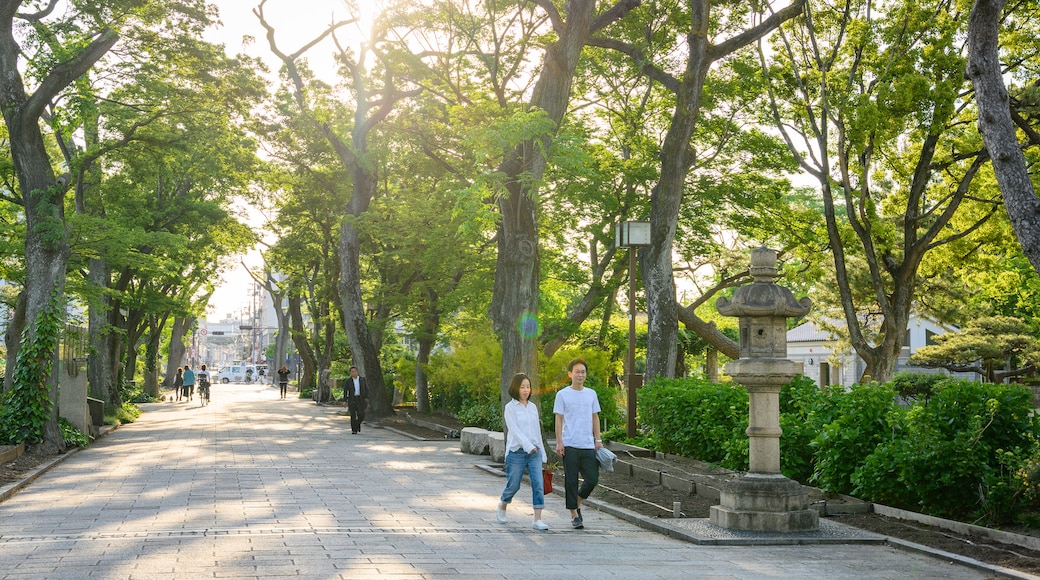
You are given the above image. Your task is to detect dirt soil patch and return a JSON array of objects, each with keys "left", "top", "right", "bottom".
[{"left": 0, "top": 446, "right": 64, "bottom": 487}]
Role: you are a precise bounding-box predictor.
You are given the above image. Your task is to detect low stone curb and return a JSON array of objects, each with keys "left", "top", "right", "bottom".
[
  {"left": 874, "top": 503, "right": 1040, "bottom": 553},
  {"left": 884, "top": 536, "right": 1040, "bottom": 580}
]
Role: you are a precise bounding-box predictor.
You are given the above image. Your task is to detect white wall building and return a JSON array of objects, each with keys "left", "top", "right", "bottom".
[{"left": 786, "top": 315, "right": 981, "bottom": 387}]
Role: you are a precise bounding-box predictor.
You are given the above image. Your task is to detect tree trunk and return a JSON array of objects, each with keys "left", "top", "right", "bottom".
[
  {"left": 288, "top": 295, "right": 316, "bottom": 390},
  {"left": 490, "top": 0, "right": 599, "bottom": 404},
  {"left": 164, "top": 316, "right": 190, "bottom": 388},
  {"left": 270, "top": 285, "right": 290, "bottom": 371},
  {"left": 143, "top": 317, "right": 164, "bottom": 398},
  {"left": 415, "top": 334, "right": 435, "bottom": 414},
  {"left": 87, "top": 259, "right": 122, "bottom": 404},
  {"left": 967, "top": 0, "right": 1040, "bottom": 275},
  {"left": 643, "top": 2, "right": 712, "bottom": 381},
  {"left": 339, "top": 214, "right": 391, "bottom": 416}
]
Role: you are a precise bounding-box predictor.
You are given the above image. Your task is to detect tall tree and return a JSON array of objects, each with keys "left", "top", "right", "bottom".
[
  {"left": 0, "top": 0, "right": 117, "bottom": 450},
  {"left": 761, "top": 0, "right": 1040, "bottom": 383},
  {"left": 910, "top": 316, "right": 1039, "bottom": 383},
  {"left": 255, "top": 0, "right": 419, "bottom": 419},
  {"left": 595, "top": 0, "right": 806, "bottom": 380},
  {"left": 485, "top": 0, "right": 639, "bottom": 401},
  {"left": 966, "top": 0, "right": 1040, "bottom": 274}
]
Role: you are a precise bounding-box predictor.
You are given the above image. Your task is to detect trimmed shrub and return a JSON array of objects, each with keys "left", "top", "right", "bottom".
[
  {"left": 851, "top": 380, "right": 1040, "bottom": 522},
  {"left": 639, "top": 377, "right": 749, "bottom": 470},
  {"left": 890, "top": 371, "right": 947, "bottom": 403},
  {"left": 811, "top": 382, "right": 902, "bottom": 494},
  {"left": 778, "top": 375, "right": 837, "bottom": 483}
]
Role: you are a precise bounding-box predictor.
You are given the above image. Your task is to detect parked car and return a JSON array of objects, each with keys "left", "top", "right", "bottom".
[{"left": 217, "top": 364, "right": 252, "bottom": 383}]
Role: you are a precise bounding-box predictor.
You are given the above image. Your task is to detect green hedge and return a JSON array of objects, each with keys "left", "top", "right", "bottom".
[
  {"left": 635, "top": 374, "right": 1040, "bottom": 526},
  {"left": 639, "top": 377, "right": 749, "bottom": 470}
]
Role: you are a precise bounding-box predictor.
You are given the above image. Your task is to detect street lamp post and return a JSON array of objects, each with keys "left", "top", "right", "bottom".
[{"left": 615, "top": 221, "right": 651, "bottom": 438}]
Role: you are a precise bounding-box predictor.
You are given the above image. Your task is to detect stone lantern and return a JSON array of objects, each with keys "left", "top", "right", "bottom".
[{"left": 709, "top": 247, "right": 819, "bottom": 532}]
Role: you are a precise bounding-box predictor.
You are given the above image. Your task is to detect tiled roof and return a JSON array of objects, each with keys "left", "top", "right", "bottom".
[{"left": 787, "top": 320, "right": 837, "bottom": 342}]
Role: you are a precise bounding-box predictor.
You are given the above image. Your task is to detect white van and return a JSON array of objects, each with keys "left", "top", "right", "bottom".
[{"left": 217, "top": 364, "right": 252, "bottom": 383}]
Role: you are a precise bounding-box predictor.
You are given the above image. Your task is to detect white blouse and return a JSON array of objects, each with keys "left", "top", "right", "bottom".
[{"left": 504, "top": 399, "right": 548, "bottom": 463}]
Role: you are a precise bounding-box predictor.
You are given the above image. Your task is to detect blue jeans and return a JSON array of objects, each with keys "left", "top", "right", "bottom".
[{"left": 500, "top": 449, "right": 544, "bottom": 509}]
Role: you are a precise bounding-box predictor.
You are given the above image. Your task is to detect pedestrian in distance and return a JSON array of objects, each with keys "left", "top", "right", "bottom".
[
  {"left": 496, "top": 373, "right": 550, "bottom": 531},
  {"left": 197, "top": 364, "right": 211, "bottom": 405},
  {"left": 344, "top": 366, "right": 369, "bottom": 434},
  {"left": 277, "top": 365, "right": 290, "bottom": 399},
  {"left": 245, "top": 366, "right": 253, "bottom": 383},
  {"left": 182, "top": 365, "right": 196, "bottom": 402},
  {"left": 173, "top": 368, "right": 183, "bottom": 402},
  {"left": 553, "top": 358, "right": 602, "bottom": 530}
]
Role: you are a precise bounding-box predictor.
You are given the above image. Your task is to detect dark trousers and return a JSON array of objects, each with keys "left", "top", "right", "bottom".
[
  {"left": 279, "top": 382, "right": 288, "bottom": 398},
  {"left": 562, "top": 446, "right": 599, "bottom": 510},
  {"left": 349, "top": 399, "right": 366, "bottom": 433}
]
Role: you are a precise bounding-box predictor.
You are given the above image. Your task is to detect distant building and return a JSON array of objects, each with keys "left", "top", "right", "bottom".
[{"left": 786, "top": 314, "right": 981, "bottom": 387}]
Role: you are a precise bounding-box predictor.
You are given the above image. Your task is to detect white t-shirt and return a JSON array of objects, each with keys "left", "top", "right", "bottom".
[{"left": 553, "top": 386, "right": 601, "bottom": 449}]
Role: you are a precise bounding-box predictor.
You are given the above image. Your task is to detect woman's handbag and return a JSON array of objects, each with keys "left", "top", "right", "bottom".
[{"left": 542, "top": 469, "right": 553, "bottom": 493}]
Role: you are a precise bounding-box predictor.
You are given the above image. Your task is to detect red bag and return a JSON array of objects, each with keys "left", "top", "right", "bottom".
[{"left": 542, "top": 469, "right": 553, "bottom": 493}]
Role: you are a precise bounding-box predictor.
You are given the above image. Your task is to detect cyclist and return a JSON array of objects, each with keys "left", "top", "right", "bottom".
[{"left": 197, "top": 364, "right": 211, "bottom": 406}]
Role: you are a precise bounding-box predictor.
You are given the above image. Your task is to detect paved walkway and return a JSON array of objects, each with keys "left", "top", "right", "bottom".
[{"left": 0, "top": 382, "right": 1004, "bottom": 579}]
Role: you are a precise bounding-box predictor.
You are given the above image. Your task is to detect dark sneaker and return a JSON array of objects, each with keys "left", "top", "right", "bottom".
[{"left": 571, "top": 515, "right": 583, "bottom": 529}]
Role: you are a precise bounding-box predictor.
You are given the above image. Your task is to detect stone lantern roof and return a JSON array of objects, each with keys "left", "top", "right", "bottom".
[{"left": 716, "top": 247, "right": 811, "bottom": 319}]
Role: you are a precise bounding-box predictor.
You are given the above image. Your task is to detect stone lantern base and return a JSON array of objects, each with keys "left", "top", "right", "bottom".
[{"left": 709, "top": 473, "right": 819, "bottom": 532}]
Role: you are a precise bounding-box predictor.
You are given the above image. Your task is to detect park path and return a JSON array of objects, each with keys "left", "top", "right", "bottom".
[{"left": 0, "top": 381, "right": 988, "bottom": 579}]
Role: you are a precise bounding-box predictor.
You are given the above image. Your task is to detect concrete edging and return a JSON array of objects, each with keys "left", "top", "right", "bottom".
[{"left": 874, "top": 503, "right": 1040, "bottom": 553}]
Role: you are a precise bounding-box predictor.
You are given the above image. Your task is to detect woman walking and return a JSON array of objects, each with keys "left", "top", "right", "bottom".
[
  {"left": 173, "top": 368, "right": 183, "bottom": 402},
  {"left": 277, "top": 365, "right": 290, "bottom": 399},
  {"left": 496, "top": 373, "right": 549, "bottom": 530}
]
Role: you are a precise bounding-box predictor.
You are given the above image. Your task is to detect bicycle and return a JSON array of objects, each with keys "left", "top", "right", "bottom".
[{"left": 198, "top": 381, "right": 210, "bottom": 406}]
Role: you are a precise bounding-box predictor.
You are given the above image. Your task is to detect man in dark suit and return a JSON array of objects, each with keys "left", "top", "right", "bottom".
[{"left": 344, "top": 365, "right": 369, "bottom": 434}]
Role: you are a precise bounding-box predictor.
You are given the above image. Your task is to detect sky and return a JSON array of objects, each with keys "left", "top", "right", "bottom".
[{"left": 202, "top": 0, "right": 359, "bottom": 321}]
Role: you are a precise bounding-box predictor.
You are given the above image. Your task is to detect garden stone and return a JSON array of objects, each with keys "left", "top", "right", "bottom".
[{"left": 460, "top": 427, "right": 490, "bottom": 455}]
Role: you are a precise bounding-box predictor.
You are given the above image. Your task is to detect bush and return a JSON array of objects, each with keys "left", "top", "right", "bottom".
[
  {"left": 456, "top": 400, "right": 504, "bottom": 431},
  {"left": 105, "top": 402, "right": 141, "bottom": 426},
  {"left": 639, "top": 377, "right": 749, "bottom": 470},
  {"left": 810, "top": 382, "right": 901, "bottom": 494},
  {"left": 778, "top": 375, "right": 836, "bottom": 483},
  {"left": 426, "top": 323, "right": 501, "bottom": 415},
  {"left": 851, "top": 380, "right": 1040, "bottom": 522}
]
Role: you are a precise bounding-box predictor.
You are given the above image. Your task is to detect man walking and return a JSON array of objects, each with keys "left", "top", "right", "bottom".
[
  {"left": 553, "top": 358, "right": 602, "bottom": 529},
  {"left": 344, "top": 366, "right": 369, "bottom": 434}
]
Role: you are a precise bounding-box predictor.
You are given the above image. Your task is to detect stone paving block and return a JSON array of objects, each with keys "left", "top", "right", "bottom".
[{"left": 0, "top": 382, "right": 997, "bottom": 580}]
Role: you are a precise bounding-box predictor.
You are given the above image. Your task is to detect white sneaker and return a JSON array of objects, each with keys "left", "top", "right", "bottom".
[
  {"left": 496, "top": 507, "right": 507, "bottom": 523},
  {"left": 531, "top": 520, "right": 549, "bottom": 531}
]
